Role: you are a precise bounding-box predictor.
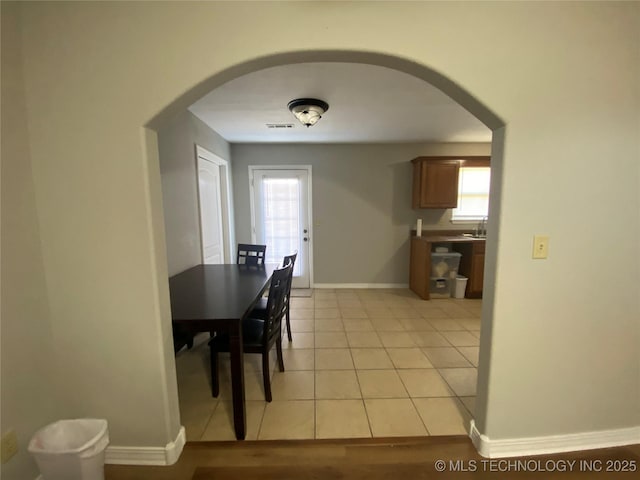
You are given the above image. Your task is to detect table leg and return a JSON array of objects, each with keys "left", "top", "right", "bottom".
[{"left": 229, "top": 324, "right": 246, "bottom": 440}]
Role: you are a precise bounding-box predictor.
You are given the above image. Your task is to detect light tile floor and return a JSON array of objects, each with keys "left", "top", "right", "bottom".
[{"left": 175, "top": 288, "right": 481, "bottom": 441}]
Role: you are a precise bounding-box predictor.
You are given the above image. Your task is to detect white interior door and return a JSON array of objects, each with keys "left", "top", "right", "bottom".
[
  {"left": 251, "top": 167, "right": 312, "bottom": 289},
  {"left": 198, "top": 157, "right": 225, "bottom": 264}
]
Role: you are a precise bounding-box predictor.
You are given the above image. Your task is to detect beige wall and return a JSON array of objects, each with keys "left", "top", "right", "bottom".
[
  {"left": 158, "top": 110, "right": 231, "bottom": 276},
  {"left": 232, "top": 143, "right": 491, "bottom": 284},
  {"left": 0, "top": 4, "right": 66, "bottom": 478},
  {"left": 2, "top": 2, "right": 638, "bottom": 477}
]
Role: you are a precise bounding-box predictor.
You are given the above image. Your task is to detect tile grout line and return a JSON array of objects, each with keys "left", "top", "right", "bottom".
[
  {"left": 197, "top": 399, "right": 219, "bottom": 441},
  {"left": 180, "top": 290, "right": 483, "bottom": 441},
  {"left": 409, "top": 396, "right": 432, "bottom": 436},
  {"left": 312, "top": 336, "right": 317, "bottom": 439}
]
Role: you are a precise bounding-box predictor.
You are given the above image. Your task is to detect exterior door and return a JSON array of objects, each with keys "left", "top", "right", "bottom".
[
  {"left": 198, "top": 157, "right": 225, "bottom": 264},
  {"left": 251, "top": 167, "right": 312, "bottom": 289}
]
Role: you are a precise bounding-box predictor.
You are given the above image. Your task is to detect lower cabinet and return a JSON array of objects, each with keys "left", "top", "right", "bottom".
[
  {"left": 410, "top": 236, "right": 485, "bottom": 300},
  {"left": 409, "top": 237, "right": 432, "bottom": 300},
  {"left": 452, "top": 241, "right": 485, "bottom": 298},
  {"left": 469, "top": 249, "right": 485, "bottom": 296}
]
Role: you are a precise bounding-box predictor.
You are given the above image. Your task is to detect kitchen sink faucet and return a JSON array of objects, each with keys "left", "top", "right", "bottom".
[{"left": 475, "top": 217, "right": 488, "bottom": 238}]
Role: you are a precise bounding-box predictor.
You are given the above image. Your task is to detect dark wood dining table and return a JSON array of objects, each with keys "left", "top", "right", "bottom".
[{"left": 169, "top": 263, "right": 277, "bottom": 440}]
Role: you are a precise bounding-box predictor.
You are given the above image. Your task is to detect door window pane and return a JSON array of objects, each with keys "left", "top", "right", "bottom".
[{"left": 261, "top": 177, "right": 301, "bottom": 275}]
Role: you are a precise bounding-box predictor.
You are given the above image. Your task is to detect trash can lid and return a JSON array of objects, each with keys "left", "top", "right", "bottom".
[{"left": 28, "top": 419, "right": 108, "bottom": 455}]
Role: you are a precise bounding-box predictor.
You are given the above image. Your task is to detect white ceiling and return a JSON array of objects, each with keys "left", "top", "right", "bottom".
[{"left": 189, "top": 62, "right": 492, "bottom": 144}]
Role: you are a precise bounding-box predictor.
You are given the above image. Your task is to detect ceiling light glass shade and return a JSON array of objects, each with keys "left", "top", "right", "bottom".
[{"left": 287, "top": 98, "right": 329, "bottom": 127}]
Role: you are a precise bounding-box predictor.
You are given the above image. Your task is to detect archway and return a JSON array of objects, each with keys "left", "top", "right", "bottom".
[{"left": 146, "top": 49, "right": 505, "bottom": 454}]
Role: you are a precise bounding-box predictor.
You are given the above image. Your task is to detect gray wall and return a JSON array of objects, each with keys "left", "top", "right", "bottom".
[
  {"left": 158, "top": 110, "right": 231, "bottom": 276},
  {"left": 231, "top": 142, "right": 490, "bottom": 285}
]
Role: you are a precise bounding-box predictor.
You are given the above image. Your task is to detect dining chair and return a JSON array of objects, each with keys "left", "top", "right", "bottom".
[
  {"left": 251, "top": 253, "right": 297, "bottom": 342},
  {"left": 237, "top": 243, "right": 267, "bottom": 265},
  {"left": 172, "top": 325, "right": 195, "bottom": 354},
  {"left": 209, "top": 262, "right": 293, "bottom": 402}
]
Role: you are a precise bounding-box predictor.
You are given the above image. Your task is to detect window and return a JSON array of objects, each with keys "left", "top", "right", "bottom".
[
  {"left": 451, "top": 166, "right": 491, "bottom": 222},
  {"left": 260, "top": 177, "right": 301, "bottom": 276}
]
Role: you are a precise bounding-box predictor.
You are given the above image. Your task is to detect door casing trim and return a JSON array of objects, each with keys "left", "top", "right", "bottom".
[
  {"left": 196, "top": 145, "right": 235, "bottom": 263},
  {"left": 248, "top": 165, "right": 314, "bottom": 288}
]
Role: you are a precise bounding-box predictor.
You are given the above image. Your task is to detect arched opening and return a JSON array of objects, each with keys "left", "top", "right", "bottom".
[
  {"left": 146, "top": 49, "right": 505, "bottom": 448},
  {"left": 147, "top": 51, "right": 504, "bottom": 132}
]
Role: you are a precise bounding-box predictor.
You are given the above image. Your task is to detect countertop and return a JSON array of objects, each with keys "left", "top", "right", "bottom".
[{"left": 412, "top": 234, "right": 486, "bottom": 243}]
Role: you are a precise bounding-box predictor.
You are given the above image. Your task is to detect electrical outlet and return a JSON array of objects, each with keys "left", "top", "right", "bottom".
[
  {"left": 1, "top": 429, "right": 19, "bottom": 464},
  {"left": 532, "top": 235, "right": 549, "bottom": 259}
]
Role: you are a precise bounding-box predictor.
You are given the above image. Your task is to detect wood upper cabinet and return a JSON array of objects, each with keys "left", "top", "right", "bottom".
[{"left": 412, "top": 157, "right": 460, "bottom": 208}]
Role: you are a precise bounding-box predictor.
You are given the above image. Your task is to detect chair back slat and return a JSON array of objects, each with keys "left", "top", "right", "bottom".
[
  {"left": 237, "top": 243, "right": 266, "bottom": 265},
  {"left": 282, "top": 252, "right": 297, "bottom": 312},
  {"left": 283, "top": 252, "right": 297, "bottom": 269},
  {"left": 263, "top": 262, "right": 293, "bottom": 343}
]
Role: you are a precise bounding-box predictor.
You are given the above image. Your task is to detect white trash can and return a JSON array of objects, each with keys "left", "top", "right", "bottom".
[
  {"left": 28, "top": 419, "right": 109, "bottom": 480},
  {"left": 454, "top": 275, "right": 468, "bottom": 299}
]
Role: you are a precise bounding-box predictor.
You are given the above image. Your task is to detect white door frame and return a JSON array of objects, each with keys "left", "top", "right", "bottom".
[
  {"left": 248, "top": 165, "right": 314, "bottom": 288},
  {"left": 196, "top": 145, "right": 235, "bottom": 263}
]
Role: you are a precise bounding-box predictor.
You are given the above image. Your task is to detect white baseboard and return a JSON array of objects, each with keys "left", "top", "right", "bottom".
[
  {"left": 313, "top": 283, "right": 409, "bottom": 289},
  {"left": 105, "top": 426, "right": 185, "bottom": 465},
  {"left": 470, "top": 420, "right": 640, "bottom": 458}
]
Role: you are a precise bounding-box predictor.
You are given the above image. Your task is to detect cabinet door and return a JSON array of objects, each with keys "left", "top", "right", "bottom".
[
  {"left": 469, "top": 252, "right": 485, "bottom": 295},
  {"left": 415, "top": 159, "right": 460, "bottom": 208}
]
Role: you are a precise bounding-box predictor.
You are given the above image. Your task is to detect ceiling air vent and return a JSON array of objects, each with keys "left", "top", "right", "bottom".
[{"left": 266, "top": 123, "right": 294, "bottom": 129}]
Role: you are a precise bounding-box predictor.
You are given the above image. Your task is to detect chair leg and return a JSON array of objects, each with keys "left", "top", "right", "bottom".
[
  {"left": 285, "top": 308, "right": 292, "bottom": 342},
  {"left": 210, "top": 346, "right": 219, "bottom": 398},
  {"left": 262, "top": 350, "right": 272, "bottom": 402},
  {"left": 276, "top": 336, "right": 285, "bottom": 372}
]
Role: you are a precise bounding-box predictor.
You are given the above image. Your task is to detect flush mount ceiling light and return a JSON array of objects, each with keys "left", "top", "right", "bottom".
[{"left": 287, "top": 98, "right": 329, "bottom": 127}]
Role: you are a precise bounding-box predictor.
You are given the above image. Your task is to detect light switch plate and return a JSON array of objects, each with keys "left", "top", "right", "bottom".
[{"left": 532, "top": 235, "right": 549, "bottom": 259}]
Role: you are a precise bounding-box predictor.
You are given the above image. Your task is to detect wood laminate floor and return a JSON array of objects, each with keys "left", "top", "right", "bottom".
[{"left": 106, "top": 437, "right": 640, "bottom": 480}]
